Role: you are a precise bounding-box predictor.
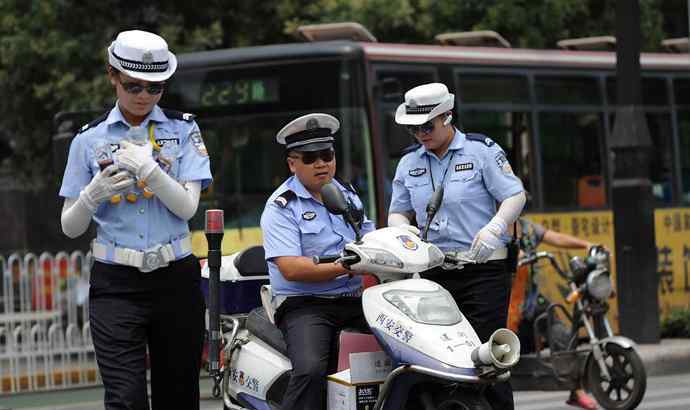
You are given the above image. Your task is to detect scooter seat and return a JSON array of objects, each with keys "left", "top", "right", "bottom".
[{"left": 246, "top": 307, "right": 288, "bottom": 356}]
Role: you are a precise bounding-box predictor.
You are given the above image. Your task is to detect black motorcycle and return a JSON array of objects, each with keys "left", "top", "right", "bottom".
[{"left": 510, "top": 246, "right": 647, "bottom": 410}]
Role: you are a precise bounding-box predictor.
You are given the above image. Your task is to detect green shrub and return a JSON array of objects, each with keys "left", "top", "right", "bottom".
[{"left": 661, "top": 308, "right": 690, "bottom": 338}]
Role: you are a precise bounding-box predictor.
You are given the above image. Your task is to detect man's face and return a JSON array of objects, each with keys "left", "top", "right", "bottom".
[
  {"left": 287, "top": 148, "right": 337, "bottom": 193},
  {"left": 109, "top": 71, "right": 164, "bottom": 119},
  {"left": 408, "top": 115, "right": 449, "bottom": 152}
]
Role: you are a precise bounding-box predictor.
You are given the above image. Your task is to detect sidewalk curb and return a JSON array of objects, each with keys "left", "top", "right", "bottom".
[{"left": 636, "top": 338, "right": 690, "bottom": 376}]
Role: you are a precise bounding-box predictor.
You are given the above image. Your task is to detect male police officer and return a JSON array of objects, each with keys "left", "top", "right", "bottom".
[
  {"left": 260, "top": 113, "right": 375, "bottom": 410},
  {"left": 388, "top": 83, "right": 526, "bottom": 410}
]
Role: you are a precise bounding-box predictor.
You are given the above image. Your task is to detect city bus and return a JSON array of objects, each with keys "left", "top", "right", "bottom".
[{"left": 62, "top": 34, "right": 690, "bottom": 319}]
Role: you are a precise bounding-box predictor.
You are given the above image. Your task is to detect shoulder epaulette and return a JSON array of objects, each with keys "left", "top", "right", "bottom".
[
  {"left": 274, "top": 190, "right": 296, "bottom": 208},
  {"left": 76, "top": 112, "right": 108, "bottom": 134},
  {"left": 334, "top": 177, "right": 357, "bottom": 195},
  {"left": 465, "top": 132, "right": 495, "bottom": 147},
  {"left": 162, "top": 108, "right": 196, "bottom": 122}
]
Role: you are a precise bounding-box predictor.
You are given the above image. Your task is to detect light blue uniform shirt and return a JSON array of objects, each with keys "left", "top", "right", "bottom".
[
  {"left": 261, "top": 176, "right": 375, "bottom": 297},
  {"left": 389, "top": 129, "right": 523, "bottom": 251},
  {"left": 59, "top": 104, "right": 212, "bottom": 255}
]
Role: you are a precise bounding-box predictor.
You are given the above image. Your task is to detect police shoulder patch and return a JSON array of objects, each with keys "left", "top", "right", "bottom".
[
  {"left": 494, "top": 152, "right": 514, "bottom": 175},
  {"left": 76, "top": 112, "right": 108, "bottom": 134},
  {"left": 409, "top": 168, "right": 427, "bottom": 177},
  {"left": 465, "top": 133, "right": 494, "bottom": 147},
  {"left": 273, "top": 190, "right": 295, "bottom": 208},
  {"left": 189, "top": 130, "right": 208, "bottom": 157},
  {"left": 302, "top": 211, "right": 317, "bottom": 221},
  {"left": 162, "top": 108, "right": 196, "bottom": 122}
]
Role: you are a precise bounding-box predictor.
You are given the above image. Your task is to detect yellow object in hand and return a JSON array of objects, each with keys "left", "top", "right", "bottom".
[
  {"left": 110, "top": 194, "right": 122, "bottom": 204},
  {"left": 143, "top": 188, "right": 155, "bottom": 199}
]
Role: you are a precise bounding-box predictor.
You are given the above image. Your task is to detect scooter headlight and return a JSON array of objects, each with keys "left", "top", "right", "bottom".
[
  {"left": 360, "top": 247, "right": 404, "bottom": 268},
  {"left": 586, "top": 269, "right": 613, "bottom": 301},
  {"left": 383, "top": 288, "right": 462, "bottom": 325}
]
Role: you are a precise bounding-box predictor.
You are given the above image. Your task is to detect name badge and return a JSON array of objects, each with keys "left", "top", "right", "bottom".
[{"left": 455, "top": 162, "right": 473, "bottom": 172}]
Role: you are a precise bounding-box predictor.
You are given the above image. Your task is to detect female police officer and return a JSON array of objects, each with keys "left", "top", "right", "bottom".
[
  {"left": 260, "top": 113, "right": 375, "bottom": 410},
  {"left": 59, "top": 30, "right": 212, "bottom": 410},
  {"left": 388, "top": 83, "right": 526, "bottom": 410}
]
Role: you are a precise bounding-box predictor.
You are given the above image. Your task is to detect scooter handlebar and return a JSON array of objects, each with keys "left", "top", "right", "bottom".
[{"left": 313, "top": 254, "right": 340, "bottom": 264}]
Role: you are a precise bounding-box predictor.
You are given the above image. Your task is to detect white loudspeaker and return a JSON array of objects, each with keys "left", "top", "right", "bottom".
[
  {"left": 470, "top": 328, "right": 521, "bottom": 369},
  {"left": 443, "top": 114, "right": 452, "bottom": 126}
]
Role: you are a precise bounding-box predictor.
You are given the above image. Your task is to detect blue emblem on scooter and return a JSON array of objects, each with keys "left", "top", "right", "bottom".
[{"left": 397, "top": 235, "right": 418, "bottom": 251}]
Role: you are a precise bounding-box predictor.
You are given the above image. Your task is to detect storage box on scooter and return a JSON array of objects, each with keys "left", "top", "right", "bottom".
[
  {"left": 327, "top": 351, "right": 392, "bottom": 410},
  {"left": 200, "top": 247, "right": 269, "bottom": 314}
]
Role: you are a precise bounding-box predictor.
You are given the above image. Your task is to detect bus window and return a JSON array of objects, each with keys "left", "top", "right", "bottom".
[
  {"left": 535, "top": 76, "right": 600, "bottom": 105},
  {"left": 646, "top": 113, "right": 674, "bottom": 205},
  {"left": 457, "top": 110, "right": 531, "bottom": 188},
  {"left": 674, "top": 78, "right": 690, "bottom": 105},
  {"left": 678, "top": 111, "right": 690, "bottom": 204},
  {"left": 607, "top": 77, "right": 669, "bottom": 106},
  {"left": 161, "top": 60, "right": 374, "bottom": 238},
  {"left": 456, "top": 74, "right": 530, "bottom": 104},
  {"left": 539, "top": 112, "right": 606, "bottom": 209}
]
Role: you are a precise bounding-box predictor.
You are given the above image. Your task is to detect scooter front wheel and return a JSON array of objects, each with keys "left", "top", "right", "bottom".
[
  {"left": 435, "top": 387, "right": 491, "bottom": 410},
  {"left": 585, "top": 343, "right": 646, "bottom": 409}
]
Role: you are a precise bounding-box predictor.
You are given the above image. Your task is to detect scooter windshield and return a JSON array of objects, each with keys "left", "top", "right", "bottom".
[{"left": 383, "top": 288, "right": 463, "bottom": 325}]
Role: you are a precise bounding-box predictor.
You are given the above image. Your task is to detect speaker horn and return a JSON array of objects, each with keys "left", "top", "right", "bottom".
[{"left": 470, "top": 328, "right": 520, "bottom": 369}]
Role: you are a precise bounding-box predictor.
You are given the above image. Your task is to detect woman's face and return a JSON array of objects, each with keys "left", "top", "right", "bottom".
[{"left": 108, "top": 70, "right": 164, "bottom": 121}]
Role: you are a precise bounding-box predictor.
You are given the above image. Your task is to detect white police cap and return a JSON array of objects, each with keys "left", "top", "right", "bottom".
[
  {"left": 276, "top": 113, "right": 339, "bottom": 152},
  {"left": 395, "top": 83, "right": 455, "bottom": 125},
  {"left": 107, "top": 30, "right": 177, "bottom": 82}
]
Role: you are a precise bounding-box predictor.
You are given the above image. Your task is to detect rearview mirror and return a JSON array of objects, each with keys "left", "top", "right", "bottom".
[
  {"left": 321, "top": 182, "right": 348, "bottom": 215},
  {"left": 321, "top": 182, "right": 362, "bottom": 243}
]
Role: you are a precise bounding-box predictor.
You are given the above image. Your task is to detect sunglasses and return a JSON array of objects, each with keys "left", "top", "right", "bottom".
[
  {"left": 290, "top": 149, "right": 335, "bottom": 164},
  {"left": 118, "top": 78, "right": 165, "bottom": 95},
  {"left": 405, "top": 121, "right": 435, "bottom": 137}
]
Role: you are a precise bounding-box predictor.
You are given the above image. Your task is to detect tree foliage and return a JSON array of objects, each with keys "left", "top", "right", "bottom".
[{"left": 0, "top": 0, "right": 675, "bottom": 188}]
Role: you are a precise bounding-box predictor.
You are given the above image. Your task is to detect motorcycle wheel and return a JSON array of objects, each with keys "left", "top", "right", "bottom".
[{"left": 585, "top": 343, "right": 646, "bottom": 409}]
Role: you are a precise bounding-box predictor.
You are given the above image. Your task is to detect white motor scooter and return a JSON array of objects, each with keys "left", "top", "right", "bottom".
[{"left": 220, "top": 183, "right": 521, "bottom": 410}]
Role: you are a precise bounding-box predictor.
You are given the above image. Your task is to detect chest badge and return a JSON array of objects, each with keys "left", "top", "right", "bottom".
[
  {"left": 397, "top": 235, "right": 418, "bottom": 251},
  {"left": 408, "top": 168, "right": 427, "bottom": 177},
  {"left": 455, "top": 162, "right": 473, "bottom": 172},
  {"left": 302, "top": 211, "right": 317, "bottom": 221}
]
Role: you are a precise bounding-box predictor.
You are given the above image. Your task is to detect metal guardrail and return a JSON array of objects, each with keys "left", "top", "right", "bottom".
[{"left": 0, "top": 251, "right": 99, "bottom": 394}]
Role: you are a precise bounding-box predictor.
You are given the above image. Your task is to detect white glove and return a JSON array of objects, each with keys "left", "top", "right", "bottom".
[
  {"left": 388, "top": 212, "right": 420, "bottom": 235},
  {"left": 116, "top": 140, "right": 157, "bottom": 181},
  {"left": 467, "top": 217, "right": 507, "bottom": 263},
  {"left": 80, "top": 164, "right": 135, "bottom": 212},
  {"left": 399, "top": 224, "right": 420, "bottom": 236}
]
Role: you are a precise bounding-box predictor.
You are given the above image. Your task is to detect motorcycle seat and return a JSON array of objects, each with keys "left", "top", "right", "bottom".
[
  {"left": 234, "top": 246, "right": 269, "bottom": 277},
  {"left": 246, "top": 306, "right": 288, "bottom": 356}
]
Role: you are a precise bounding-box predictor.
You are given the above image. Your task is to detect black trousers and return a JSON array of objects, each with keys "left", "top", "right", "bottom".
[
  {"left": 422, "top": 260, "right": 514, "bottom": 410},
  {"left": 276, "top": 296, "right": 367, "bottom": 410},
  {"left": 89, "top": 255, "right": 206, "bottom": 410}
]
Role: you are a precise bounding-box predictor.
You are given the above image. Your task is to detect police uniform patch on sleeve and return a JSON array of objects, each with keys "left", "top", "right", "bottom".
[
  {"left": 302, "top": 211, "right": 317, "bottom": 221},
  {"left": 189, "top": 131, "right": 208, "bottom": 157},
  {"left": 274, "top": 190, "right": 295, "bottom": 208},
  {"left": 455, "top": 162, "right": 473, "bottom": 172},
  {"left": 495, "top": 153, "right": 513, "bottom": 175},
  {"left": 409, "top": 168, "right": 427, "bottom": 177}
]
